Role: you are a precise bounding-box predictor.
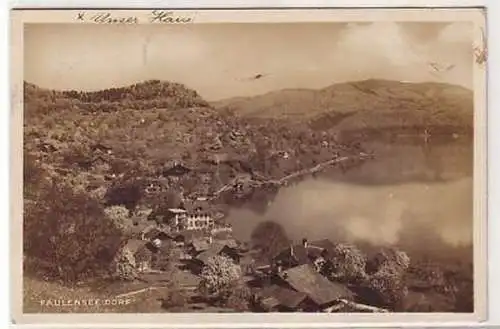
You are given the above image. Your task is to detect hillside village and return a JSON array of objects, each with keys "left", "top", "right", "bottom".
[
  {"left": 112, "top": 193, "right": 391, "bottom": 313},
  {"left": 23, "top": 80, "right": 474, "bottom": 313}
]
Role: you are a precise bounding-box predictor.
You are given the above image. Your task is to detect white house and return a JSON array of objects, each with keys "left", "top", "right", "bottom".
[{"left": 167, "top": 207, "right": 215, "bottom": 231}]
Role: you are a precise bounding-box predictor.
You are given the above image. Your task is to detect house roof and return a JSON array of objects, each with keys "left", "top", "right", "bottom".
[
  {"left": 174, "top": 230, "right": 209, "bottom": 243},
  {"left": 274, "top": 244, "right": 311, "bottom": 266},
  {"left": 309, "top": 239, "right": 336, "bottom": 254},
  {"left": 216, "top": 238, "right": 238, "bottom": 249},
  {"left": 280, "top": 264, "right": 354, "bottom": 306},
  {"left": 259, "top": 285, "right": 308, "bottom": 310},
  {"left": 168, "top": 208, "right": 187, "bottom": 214},
  {"left": 189, "top": 238, "right": 210, "bottom": 252},
  {"left": 259, "top": 296, "right": 281, "bottom": 311},
  {"left": 196, "top": 242, "right": 234, "bottom": 264},
  {"left": 212, "top": 230, "right": 233, "bottom": 240},
  {"left": 183, "top": 200, "right": 212, "bottom": 214},
  {"left": 123, "top": 239, "right": 149, "bottom": 255},
  {"left": 162, "top": 161, "right": 192, "bottom": 176},
  {"left": 274, "top": 240, "right": 336, "bottom": 265},
  {"left": 144, "top": 228, "right": 171, "bottom": 240},
  {"left": 91, "top": 142, "right": 113, "bottom": 151}
]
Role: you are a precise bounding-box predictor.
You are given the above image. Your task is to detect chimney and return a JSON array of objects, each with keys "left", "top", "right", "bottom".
[
  {"left": 208, "top": 236, "right": 213, "bottom": 244},
  {"left": 302, "top": 238, "right": 308, "bottom": 248}
]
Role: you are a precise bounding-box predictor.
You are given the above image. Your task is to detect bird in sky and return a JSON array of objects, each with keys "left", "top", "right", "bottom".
[
  {"left": 237, "top": 73, "right": 270, "bottom": 81},
  {"left": 428, "top": 61, "right": 456, "bottom": 73}
]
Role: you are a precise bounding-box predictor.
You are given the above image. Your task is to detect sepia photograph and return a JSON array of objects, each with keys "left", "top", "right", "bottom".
[{"left": 10, "top": 7, "right": 488, "bottom": 325}]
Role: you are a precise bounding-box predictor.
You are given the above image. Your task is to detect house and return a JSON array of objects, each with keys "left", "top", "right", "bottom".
[
  {"left": 255, "top": 285, "right": 309, "bottom": 312},
  {"left": 204, "top": 152, "right": 230, "bottom": 165},
  {"left": 165, "top": 199, "right": 216, "bottom": 232},
  {"left": 91, "top": 142, "right": 113, "bottom": 155},
  {"left": 216, "top": 238, "right": 239, "bottom": 249},
  {"left": 189, "top": 242, "right": 241, "bottom": 274},
  {"left": 171, "top": 230, "right": 208, "bottom": 248},
  {"left": 240, "top": 252, "right": 272, "bottom": 277},
  {"left": 142, "top": 227, "right": 171, "bottom": 242},
  {"left": 186, "top": 237, "right": 212, "bottom": 256},
  {"left": 119, "top": 239, "right": 158, "bottom": 273},
  {"left": 210, "top": 223, "right": 233, "bottom": 235},
  {"left": 273, "top": 264, "right": 355, "bottom": 311},
  {"left": 272, "top": 238, "right": 334, "bottom": 271},
  {"left": 196, "top": 242, "right": 240, "bottom": 264},
  {"left": 37, "top": 139, "right": 58, "bottom": 153},
  {"left": 161, "top": 161, "right": 192, "bottom": 177},
  {"left": 171, "top": 233, "right": 188, "bottom": 248}
]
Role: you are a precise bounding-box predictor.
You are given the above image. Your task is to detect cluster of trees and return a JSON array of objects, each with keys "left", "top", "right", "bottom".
[
  {"left": 23, "top": 155, "right": 126, "bottom": 283},
  {"left": 25, "top": 80, "right": 209, "bottom": 117},
  {"left": 197, "top": 255, "right": 253, "bottom": 311},
  {"left": 60, "top": 80, "right": 208, "bottom": 105}
]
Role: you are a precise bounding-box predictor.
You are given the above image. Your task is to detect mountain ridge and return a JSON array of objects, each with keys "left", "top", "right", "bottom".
[{"left": 211, "top": 79, "right": 474, "bottom": 134}]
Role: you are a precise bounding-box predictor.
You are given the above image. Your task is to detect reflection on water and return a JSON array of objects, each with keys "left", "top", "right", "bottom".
[
  {"left": 328, "top": 141, "right": 473, "bottom": 185},
  {"left": 227, "top": 141, "right": 474, "bottom": 252}
]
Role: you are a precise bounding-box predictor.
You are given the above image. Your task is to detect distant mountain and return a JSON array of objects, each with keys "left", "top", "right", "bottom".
[{"left": 212, "top": 79, "right": 474, "bottom": 134}]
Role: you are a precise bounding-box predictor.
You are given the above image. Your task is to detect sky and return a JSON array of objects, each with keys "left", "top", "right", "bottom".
[{"left": 24, "top": 22, "right": 474, "bottom": 101}]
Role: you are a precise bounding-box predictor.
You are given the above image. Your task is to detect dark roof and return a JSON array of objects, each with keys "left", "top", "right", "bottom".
[
  {"left": 274, "top": 240, "right": 336, "bottom": 265},
  {"left": 212, "top": 230, "right": 233, "bottom": 240},
  {"left": 216, "top": 238, "right": 238, "bottom": 249},
  {"left": 144, "top": 228, "right": 171, "bottom": 240},
  {"left": 189, "top": 238, "right": 210, "bottom": 252},
  {"left": 196, "top": 242, "right": 236, "bottom": 264},
  {"left": 309, "top": 239, "right": 336, "bottom": 254},
  {"left": 259, "top": 285, "right": 308, "bottom": 310},
  {"left": 280, "top": 264, "right": 354, "bottom": 306},
  {"left": 123, "top": 239, "right": 157, "bottom": 262},
  {"left": 174, "top": 230, "right": 208, "bottom": 242},
  {"left": 183, "top": 199, "right": 212, "bottom": 214},
  {"left": 162, "top": 162, "right": 192, "bottom": 176},
  {"left": 91, "top": 143, "right": 113, "bottom": 151},
  {"left": 274, "top": 244, "right": 311, "bottom": 266},
  {"left": 259, "top": 296, "right": 281, "bottom": 311}
]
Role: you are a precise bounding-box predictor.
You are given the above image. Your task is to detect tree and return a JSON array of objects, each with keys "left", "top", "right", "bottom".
[
  {"left": 363, "top": 247, "right": 411, "bottom": 310},
  {"left": 368, "top": 247, "right": 411, "bottom": 273},
  {"left": 250, "top": 220, "right": 291, "bottom": 262},
  {"left": 23, "top": 179, "right": 125, "bottom": 283},
  {"left": 328, "top": 243, "right": 368, "bottom": 284},
  {"left": 110, "top": 246, "right": 137, "bottom": 281},
  {"left": 225, "top": 284, "right": 253, "bottom": 311},
  {"left": 198, "top": 255, "right": 243, "bottom": 302},
  {"left": 366, "top": 263, "right": 409, "bottom": 310},
  {"left": 104, "top": 205, "right": 130, "bottom": 232},
  {"left": 104, "top": 180, "right": 144, "bottom": 213}
]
